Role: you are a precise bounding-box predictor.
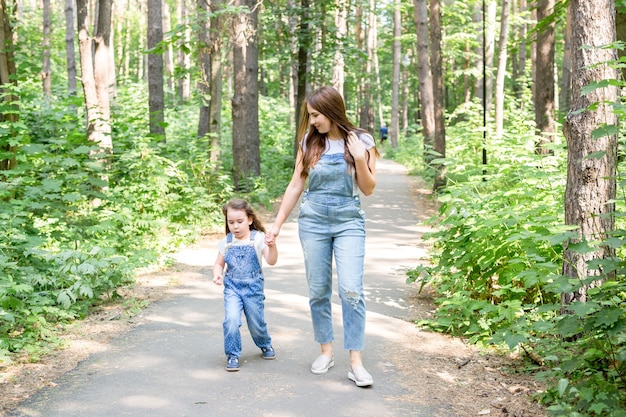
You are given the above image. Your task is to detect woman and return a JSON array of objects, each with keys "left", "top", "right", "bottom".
[{"left": 265, "top": 86, "right": 378, "bottom": 387}]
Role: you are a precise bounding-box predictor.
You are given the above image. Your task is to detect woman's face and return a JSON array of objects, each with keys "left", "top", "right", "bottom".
[{"left": 307, "top": 104, "right": 332, "bottom": 135}]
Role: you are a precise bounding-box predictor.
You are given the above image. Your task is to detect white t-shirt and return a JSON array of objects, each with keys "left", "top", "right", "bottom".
[
  {"left": 323, "top": 132, "right": 376, "bottom": 155},
  {"left": 217, "top": 231, "right": 267, "bottom": 266}
]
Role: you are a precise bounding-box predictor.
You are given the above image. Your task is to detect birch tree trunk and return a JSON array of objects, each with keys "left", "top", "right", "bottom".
[{"left": 562, "top": 0, "right": 617, "bottom": 308}]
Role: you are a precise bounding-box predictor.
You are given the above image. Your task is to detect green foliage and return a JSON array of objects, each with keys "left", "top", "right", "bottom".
[{"left": 398, "top": 64, "right": 626, "bottom": 416}]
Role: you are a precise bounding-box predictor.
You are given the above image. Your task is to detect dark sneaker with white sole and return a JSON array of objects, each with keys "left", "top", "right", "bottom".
[
  {"left": 226, "top": 355, "right": 240, "bottom": 372},
  {"left": 261, "top": 347, "right": 276, "bottom": 360}
]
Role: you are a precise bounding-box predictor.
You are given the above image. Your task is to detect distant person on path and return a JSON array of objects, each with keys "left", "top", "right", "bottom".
[
  {"left": 265, "top": 86, "right": 379, "bottom": 387},
  {"left": 213, "top": 198, "right": 278, "bottom": 372},
  {"left": 380, "top": 122, "right": 388, "bottom": 144}
]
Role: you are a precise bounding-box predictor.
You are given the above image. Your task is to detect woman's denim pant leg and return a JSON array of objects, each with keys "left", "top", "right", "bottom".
[
  {"left": 334, "top": 231, "right": 366, "bottom": 351},
  {"left": 299, "top": 230, "right": 335, "bottom": 346}
]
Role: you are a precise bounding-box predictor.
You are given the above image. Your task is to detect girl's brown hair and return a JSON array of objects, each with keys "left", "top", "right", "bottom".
[
  {"left": 297, "top": 86, "right": 379, "bottom": 179},
  {"left": 222, "top": 198, "right": 266, "bottom": 235}
]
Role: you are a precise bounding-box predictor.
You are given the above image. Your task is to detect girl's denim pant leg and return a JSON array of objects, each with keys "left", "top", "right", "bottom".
[
  {"left": 298, "top": 197, "right": 366, "bottom": 351},
  {"left": 223, "top": 274, "right": 271, "bottom": 357}
]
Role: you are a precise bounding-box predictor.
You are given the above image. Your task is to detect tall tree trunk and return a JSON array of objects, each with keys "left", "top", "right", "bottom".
[
  {"left": 373, "top": 10, "right": 384, "bottom": 136},
  {"left": 616, "top": 6, "right": 626, "bottom": 81},
  {"left": 0, "top": 0, "right": 17, "bottom": 173},
  {"left": 197, "top": 0, "right": 211, "bottom": 141},
  {"left": 472, "top": 2, "right": 483, "bottom": 101},
  {"left": 77, "top": 0, "right": 105, "bottom": 148},
  {"left": 177, "top": 0, "right": 190, "bottom": 103},
  {"left": 413, "top": 0, "right": 434, "bottom": 159},
  {"left": 331, "top": 0, "right": 346, "bottom": 96},
  {"left": 147, "top": 0, "right": 166, "bottom": 139},
  {"left": 559, "top": 3, "right": 571, "bottom": 115},
  {"left": 534, "top": 0, "right": 556, "bottom": 154},
  {"left": 430, "top": 0, "right": 445, "bottom": 191},
  {"left": 294, "top": 0, "right": 309, "bottom": 157},
  {"left": 42, "top": 0, "right": 51, "bottom": 97},
  {"left": 288, "top": 0, "right": 297, "bottom": 127},
  {"left": 93, "top": 0, "right": 113, "bottom": 156},
  {"left": 360, "top": 0, "right": 375, "bottom": 133},
  {"left": 231, "top": 0, "right": 260, "bottom": 191},
  {"left": 494, "top": 0, "right": 511, "bottom": 138},
  {"left": 65, "top": 0, "right": 77, "bottom": 97},
  {"left": 390, "top": 0, "right": 401, "bottom": 147},
  {"left": 562, "top": 0, "right": 617, "bottom": 309},
  {"left": 197, "top": 0, "right": 222, "bottom": 164},
  {"left": 209, "top": 0, "right": 223, "bottom": 163},
  {"left": 162, "top": 1, "right": 174, "bottom": 95},
  {"left": 484, "top": 1, "right": 496, "bottom": 117}
]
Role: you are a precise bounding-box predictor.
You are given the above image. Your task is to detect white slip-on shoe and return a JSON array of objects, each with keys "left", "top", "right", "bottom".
[
  {"left": 348, "top": 365, "right": 373, "bottom": 387},
  {"left": 311, "top": 354, "right": 334, "bottom": 374}
]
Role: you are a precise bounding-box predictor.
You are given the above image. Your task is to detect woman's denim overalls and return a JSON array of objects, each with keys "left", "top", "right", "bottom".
[
  {"left": 222, "top": 230, "right": 272, "bottom": 357},
  {"left": 298, "top": 151, "right": 367, "bottom": 351}
]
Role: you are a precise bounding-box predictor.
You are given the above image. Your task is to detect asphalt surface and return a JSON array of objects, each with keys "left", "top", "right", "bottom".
[{"left": 7, "top": 159, "right": 460, "bottom": 417}]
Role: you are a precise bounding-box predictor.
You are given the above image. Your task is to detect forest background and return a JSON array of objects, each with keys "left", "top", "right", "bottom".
[{"left": 0, "top": 0, "right": 625, "bottom": 415}]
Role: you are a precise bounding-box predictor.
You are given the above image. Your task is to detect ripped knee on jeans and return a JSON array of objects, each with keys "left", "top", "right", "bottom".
[{"left": 342, "top": 289, "right": 361, "bottom": 309}]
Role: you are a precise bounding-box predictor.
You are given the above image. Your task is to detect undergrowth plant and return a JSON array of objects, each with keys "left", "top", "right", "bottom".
[{"left": 400, "top": 69, "right": 626, "bottom": 416}]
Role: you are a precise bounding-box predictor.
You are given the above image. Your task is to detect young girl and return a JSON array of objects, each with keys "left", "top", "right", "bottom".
[{"left": 213, "top": 198, "right": 278, "bottom": 372}]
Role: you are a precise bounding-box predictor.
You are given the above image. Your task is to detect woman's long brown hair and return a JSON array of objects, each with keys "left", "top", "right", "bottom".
[{"left": 297, "top": 86, "right": 379, "bottom": 179}]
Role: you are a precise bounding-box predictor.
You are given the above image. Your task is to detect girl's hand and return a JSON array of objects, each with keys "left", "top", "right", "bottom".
[
  {"left": 265, "top": 225, "right": 280, "bottom": 246},
  {"left": 346, "top": 131, "right": 366, "bottom": 161},
  {"left": 213, "top": 274, "right": 223, "bottom": 286}
]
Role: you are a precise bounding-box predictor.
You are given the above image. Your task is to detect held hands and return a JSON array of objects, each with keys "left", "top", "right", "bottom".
[
  {"left": 346, "top": 131, "right": 366, "bottom": 162},
  {"left": 265, "top": 225, "right": 280, "bottom": 246}
]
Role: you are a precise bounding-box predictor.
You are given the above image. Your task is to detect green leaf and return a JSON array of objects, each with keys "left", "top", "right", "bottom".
[
  {"left": 557, "top": 378, "right": 569, "bottom": 397},
  {"left": 556, "top": 315, "right": 582, "bottom": 337},
  {"left": 503, "top": 333, "right": 527, "bottom": 350},
  {"left": 591, "top": 125, "right": 618, "bottom": 140},
  {"left": 593, "top": 307, "right": 623, "bottom": 328}
]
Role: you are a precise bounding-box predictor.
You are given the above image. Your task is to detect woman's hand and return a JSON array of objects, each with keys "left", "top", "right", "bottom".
[{"left": 346, "top": 131, "right": 367, "bottom": 161}]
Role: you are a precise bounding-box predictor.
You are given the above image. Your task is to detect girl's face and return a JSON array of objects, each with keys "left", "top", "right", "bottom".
[
  {"left": 226, "top": 208, "right": 252, "bottom": 239},
  {"left": 307, "top": 104, "right": 333, "bottom": 135}
]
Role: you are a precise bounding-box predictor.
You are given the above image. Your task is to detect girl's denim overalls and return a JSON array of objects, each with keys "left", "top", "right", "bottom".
[
  {"left": 298, "top": 151, "right": 367, "bottom": 351},
  {"left": 222, "top": 230, "right": 272, "bottom": 357}
]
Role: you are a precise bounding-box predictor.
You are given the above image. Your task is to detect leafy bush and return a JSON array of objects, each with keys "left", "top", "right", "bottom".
[{"left": 398, "top": 88, "right": 626, "bottom": 415}]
